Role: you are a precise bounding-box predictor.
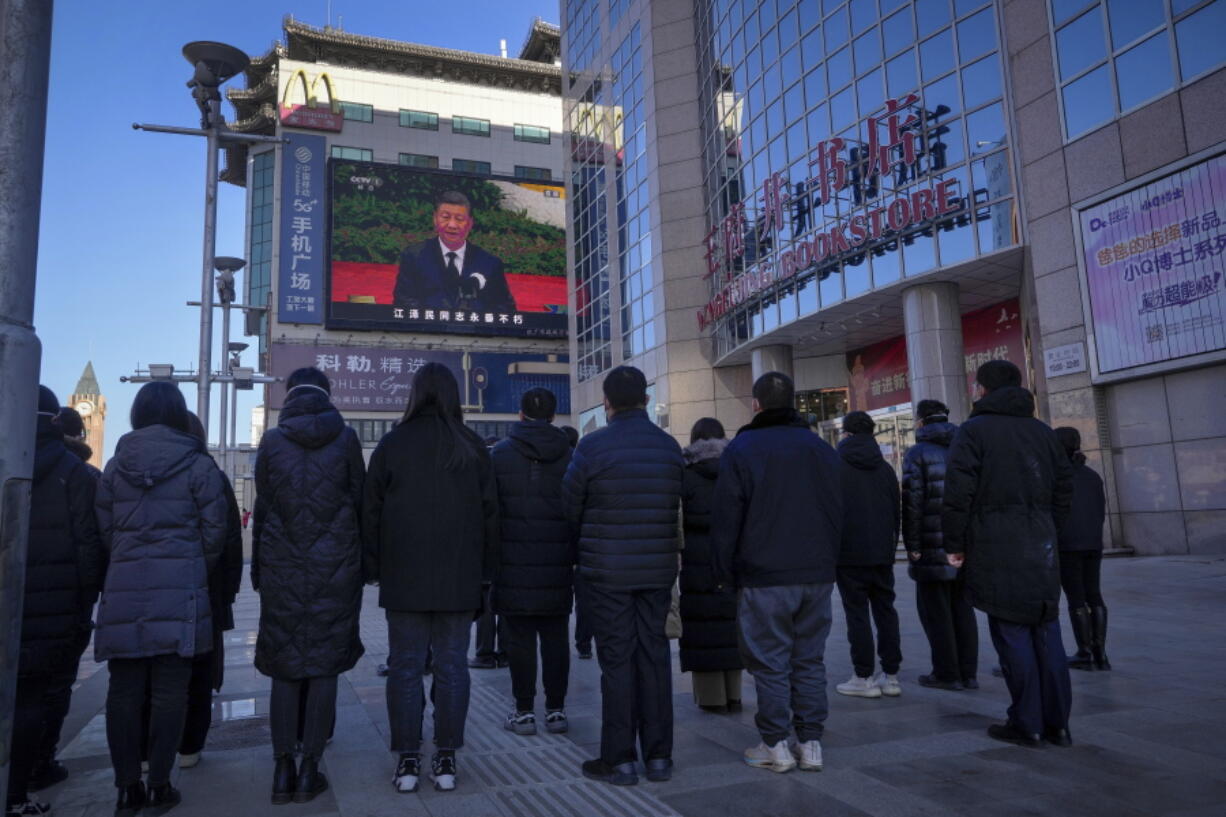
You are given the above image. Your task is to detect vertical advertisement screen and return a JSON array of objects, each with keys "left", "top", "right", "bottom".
[
  {"left": 1079, "top": 153, "right": 1226, "bottom": 375},
  {"left": 278, "top": 132, "right": 327, "bottom": 324},
  {"left": 327, "top": 161, "right": 568, "bottom": 338}
]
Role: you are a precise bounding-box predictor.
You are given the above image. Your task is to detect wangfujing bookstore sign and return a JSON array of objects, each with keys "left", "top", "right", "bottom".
[{"left": 698, "top": 93, "right": 968, "bottom": 331}]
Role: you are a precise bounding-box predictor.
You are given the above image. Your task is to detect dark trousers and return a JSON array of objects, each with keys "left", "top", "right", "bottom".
[
  {"left": 836, "top": 565, "right": 902, "bottom": 677},
  {"left": 587, "top": 583, "right": 673, "bottom": 766},
  {"left": 387, "top": 610, "right": 473, "bottom": 753},
  {"left": 737, "top": 583, "right": 833, "bottom": 745},
  {"left": 988, "top": 616, "right": 1072, "bottom": 736},
  {"left": 8, "top": 674, "right": 57, "bottom": 804},
  {"left": 573, "top": 573, "right": 593, "bottom": 653},
  {"left": 270, "top": 676, "right": 337, "bottom": 758},
  {"left": 33, "top": 657, "right": 81, "bottom": 771},
  {"left": 106, "top": 655, "right": 194, "bottom": 787},
  {"left": 474, "top": 588, "right": 506, "bottom": 660},
  {"left": 502, "top": 614, "right": 570, "bottom": 712},
  {"left": 1059, "top": 550, "right": 1104, "bottom": 610},
  {"left": 915, "top": 576, "right": 979, "bottom": 682},
  {"left": 178, "top": 652, "right": 215, "bottom": 755}
]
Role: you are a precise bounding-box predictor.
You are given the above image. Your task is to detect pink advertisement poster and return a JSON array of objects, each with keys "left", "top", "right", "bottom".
[{"left": 1079, "top": 153, "right": 1226, "bottom": 374}]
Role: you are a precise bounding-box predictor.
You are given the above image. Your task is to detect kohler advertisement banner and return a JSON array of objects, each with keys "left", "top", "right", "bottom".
[
  {"left": 277, "top": 132, "right": 327, "bottom": 324},
  {"left": 268, "top": 343, "right": 570, "bottom": 415},
  {"left": 1079, "top": 152, "right": 1226, "bottom": 376}
]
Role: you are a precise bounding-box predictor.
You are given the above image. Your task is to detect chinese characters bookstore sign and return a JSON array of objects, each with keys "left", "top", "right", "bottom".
[{"left": 1080, "top": 153, "right": 1225, "bottom": 375}]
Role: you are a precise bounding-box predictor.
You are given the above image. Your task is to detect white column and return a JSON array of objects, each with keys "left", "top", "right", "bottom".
[
  {"left": 902, "top": 282, "right": 969, "bottom": 423},
  {"left": 751, "top": 344, "right": 794, "bottom": 383}
]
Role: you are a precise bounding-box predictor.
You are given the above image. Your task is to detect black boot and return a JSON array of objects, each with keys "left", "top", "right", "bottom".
[
  {"left": 114, "top": 781, "right": 146, "bottom": 817},
  {"left": 271, "top": 755, "right": 296, "bottom": 805},
  {"left": 1068, "top": 606, "right": 1095, "bottom": 670},
  {"left": 293, "top": 756, "right": 328, "bottom": 804},
  {"left": 1091, "top": 605, "right": 1111, "bottom": 670},
  {"left": 145, "top": 782, "right": 181, "bottom": 813}
]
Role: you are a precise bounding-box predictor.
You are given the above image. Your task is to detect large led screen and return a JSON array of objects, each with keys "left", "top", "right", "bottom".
[{"left": 327, "top": 161, "right": 567, "bottom": 338}]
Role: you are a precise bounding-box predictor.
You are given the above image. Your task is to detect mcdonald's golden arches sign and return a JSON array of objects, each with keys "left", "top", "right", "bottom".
[{"left": 280, "top": 69, "right": 343, "bottom": 132}]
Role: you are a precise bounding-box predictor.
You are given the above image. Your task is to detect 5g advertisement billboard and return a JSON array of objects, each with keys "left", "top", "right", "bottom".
[{"left": 327, "top": 161, "right": 567, "bottom": 338}]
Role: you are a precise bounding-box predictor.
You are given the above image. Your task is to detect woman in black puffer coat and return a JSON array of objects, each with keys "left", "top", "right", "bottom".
[
  {"left": 253, "top": 367, "right": 366, "bottom": 804},
  {"left": 902, "top": 399, "right": 978, "bottom": 691},
  {"left": 95, "top": 382, "right": 228, "bottom": 815},
  {"left": 679, "top": 418, "right": 743, "bottom": 713},
  {"left": 1054, "top": 427, "right": 1109, "bottom": 672}
]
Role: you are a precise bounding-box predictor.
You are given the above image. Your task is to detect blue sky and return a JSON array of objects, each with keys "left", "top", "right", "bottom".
[{"left": 36, "top": 0, "right": 557, "bottom": 460}]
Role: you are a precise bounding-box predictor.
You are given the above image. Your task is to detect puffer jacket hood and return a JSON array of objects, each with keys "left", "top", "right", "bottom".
[
  {"left": 914, "top": 420, "right": 956, "bottom": 447},
  {"left": 838, "top": 432, "right": 886, "bottom": 470},
  {"left": 278, "top": 388, "right": 345, "bottom": 450},
  {"left": 683, "top": 437, "right": 728, "bottom": 468},
  {"left": 508, "top": 419, "right": 571, "bottom": 464},
  {"left": 971, "top": 385, "right": 1035, "bottom": 418},
  {"left": 111, "top": 425, "right": 202, "bottom": 488}
]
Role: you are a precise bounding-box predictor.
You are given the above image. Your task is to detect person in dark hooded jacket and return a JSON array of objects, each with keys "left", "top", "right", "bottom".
[
  {"left": 902, "top": 399, "right": 978, "bottom": 691},
  {"left": 253, "top": 367, "right": 365, "bottom": 804},
  {"left": 942, "top": 361, "right": 1073, "bottom": 749},
  {"left": 1053, "top": 427, "right": 1109, "bottom": 672},
  {"left": 56, "top": 405, "right": 102, "bottom": 480},
  {"left": 95, "top": 382, "right": 228, "bottom": 816},
  {"left": 6, "top": 387, "right": 106, "bottom": 817},
  {"left": 833, "top": 412, "right": 903, "bottom": 700},
  {"left": 678, "top": 418, "right": 743, "bottom": 713},
  {"left": 492, "top": 388, "right": 574, "bottom": 737}
]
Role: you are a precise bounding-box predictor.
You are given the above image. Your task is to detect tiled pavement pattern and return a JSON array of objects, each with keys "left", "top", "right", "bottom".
[{"left": 36, "top": 555, "right": 1226, "bottom": 816}]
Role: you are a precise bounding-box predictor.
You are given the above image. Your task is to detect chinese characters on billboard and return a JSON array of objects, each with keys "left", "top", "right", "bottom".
[
  {"left": 845, "top": 299, "right": 1025, "bottom": 412},
  {"left": 1079, "top": 153, "right": 1225, "bottom": 375},
  {"left": 269, "top": 343, "right": 570, "bottom": 415},
  {"left": 327, "top": 162, "right": 568, "bottom": 339},
  {"left": 278, "top": 132, "right": 327, "bottom": 324}
]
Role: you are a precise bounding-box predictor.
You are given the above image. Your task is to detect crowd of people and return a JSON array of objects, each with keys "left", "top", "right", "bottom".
[{"left": 8, "top": 357, "right": 1113, "bottom": 816}]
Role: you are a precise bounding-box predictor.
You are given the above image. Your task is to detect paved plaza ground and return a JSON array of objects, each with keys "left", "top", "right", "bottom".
[{"left": 37, "top": 554, "right": 1226, "bottom": 817}]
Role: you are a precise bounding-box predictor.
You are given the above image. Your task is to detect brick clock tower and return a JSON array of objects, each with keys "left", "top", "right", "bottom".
[{"left": 68, "top": 361, "right": 106, "bottom": 470}]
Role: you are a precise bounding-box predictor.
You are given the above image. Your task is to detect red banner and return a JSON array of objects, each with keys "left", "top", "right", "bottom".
[{"left": 845, "top": 299, "right": 1025, "bottom": 412}]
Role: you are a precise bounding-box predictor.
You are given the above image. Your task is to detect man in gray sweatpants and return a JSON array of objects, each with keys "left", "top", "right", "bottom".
[{"left": 711, "top": 372, "right": 843, "bottom": 773}]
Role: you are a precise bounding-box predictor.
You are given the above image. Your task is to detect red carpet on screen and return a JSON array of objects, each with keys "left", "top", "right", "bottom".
[{"left": 331, "top": 261, "right": 566, "bottom": 313}]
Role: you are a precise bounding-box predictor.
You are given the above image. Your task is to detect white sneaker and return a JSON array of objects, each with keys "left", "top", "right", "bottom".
[
  {"left": 393, "top": 754, "right": 420, "bottom": 793},
  {"left": 430, "top": 753, "right": 457, "bottom": 792},
  {"left": 836, "top": 675, "right": 882, "bottom": 698},
  {"left": 877, "top": 673, "right": 902, "bottom": 697},
  {"left": 791, "top": 739, "right": 823, "bottom": 771},
  {"left": 178, "top": 752, "right": 200, "bottom": 768},
  {"left": 743, "top": 740, "right": 796, "bottom": 773}
]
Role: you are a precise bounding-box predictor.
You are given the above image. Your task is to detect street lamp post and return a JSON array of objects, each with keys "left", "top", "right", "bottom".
[
  {"left": 228, "top": 342, "right": 249, "bottom": 480},
  {"left": 0, "top": 2, "right": 54, "bottom": 806},
  {"left": 214, "top": 257, "right": 244, "bottom": 477}
]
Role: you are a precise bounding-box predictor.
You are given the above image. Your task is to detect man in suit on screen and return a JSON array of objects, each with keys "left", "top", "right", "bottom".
[{"left": 392, "top": 190, "right": 518, "bottom": 315}]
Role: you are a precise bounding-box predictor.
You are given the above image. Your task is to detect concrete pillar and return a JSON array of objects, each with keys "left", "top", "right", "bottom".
[
  {"left": 751, "top": 344, "right": 794, "bottom": 383},
  {"left": 902, "top": 282, "right": 969, "bottom": 422}
]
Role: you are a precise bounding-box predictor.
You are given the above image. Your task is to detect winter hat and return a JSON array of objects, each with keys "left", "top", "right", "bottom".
[
  {"left": 38, "top": 385, "right": 60, "bottom": 417},
  {"left": 915, "top": 399, "right": 950, "bottom": 423},
  {"left": 1054, "top": 426, "right": 1081, "bottom": 458},
  {"left": 57, "top": 406, "right": 86, "bottom": 438}
]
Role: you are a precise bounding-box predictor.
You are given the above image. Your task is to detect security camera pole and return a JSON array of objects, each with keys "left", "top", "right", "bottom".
[
  {"left": 134, "top": 42, "right": 283, "bottom": 441},
  {"left": 0, "top": 1, "right": 53, "bottom": 807}
]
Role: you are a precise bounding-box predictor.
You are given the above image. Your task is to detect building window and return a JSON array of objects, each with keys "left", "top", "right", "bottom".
[
  {"left": 514, "top": 124, "right": 551, "bottom": 143},
  {"left": 399, "top": 153, "right": 439, "bottom": 168},
  {"left": 399, "top": 109, "right": 438, "bottom": 130},
  {"left": 330, "top": 146, "right": 373, "bottom": 161},
  {"left": 340, "top": 101, "right": 373, "bottom": 122},
  {"left": 1051, "top": 0, "right": 1226, "bottom": 140},
  {"left": 515, "top": 165, "right": 553, "bottom": 181},
  {"left": 452, "top": 116, "right": 491, "bottom": 137},
  {"left": 347, "top": 419, "right": 397, "bottom": 445},
  {"left": 452, "top": 158, "right": 492, "bottom": 175},
  {"left": 246, "top": 151, "right": 274, "bottom": 354}
]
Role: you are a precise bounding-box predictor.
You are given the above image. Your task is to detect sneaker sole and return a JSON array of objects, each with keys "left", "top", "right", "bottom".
[
  {"left": 797, "top": 760, "right": 824, "bottom": 772},
  {"left": 505, "top": 722, "right": 537, "bottom": 736},
  {"left": 545, "top": 721, "right": 568, "bottom": 734},
  {"left": 881, "top": 689, "right": 902, "bottom": 697},
  {"left": 430, "top": 774, "right": 456, "bottom": 792},
  {"left": 836, "top": 688, "right": 882, "bottom": 698},
  {"left": 744, "top": 758, "right": 796, "bottom": 774},
  {"left": 393, "top": 776, "right": 419, "bottom": 793}
]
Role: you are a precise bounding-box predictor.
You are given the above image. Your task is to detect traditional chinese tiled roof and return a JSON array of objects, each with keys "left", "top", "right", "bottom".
[{"left": 518, "top": 18, "right": 561, "bottom": 64}]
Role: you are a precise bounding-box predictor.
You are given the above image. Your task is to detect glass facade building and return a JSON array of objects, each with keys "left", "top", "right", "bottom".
[{"left": 561, "top": 0, "right": 1226, "bottom": 553}]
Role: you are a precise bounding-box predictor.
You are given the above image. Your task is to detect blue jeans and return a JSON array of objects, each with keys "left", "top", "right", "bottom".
[
  {"left": 386, "top": 610, "right": 473, "bottom": 753},
  {"left": 737, "top": 583, "right": 833, "bottom": 746},
  {"left": 988, "top": 615, "right": 1072, "bottom": 736}
]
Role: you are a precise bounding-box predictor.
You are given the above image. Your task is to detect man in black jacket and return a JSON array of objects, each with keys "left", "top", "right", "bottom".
[
  {"left": 492, "top": 388, "right": 574, "bottom": 737},
  {"left": 834, "top": 412, "right": 903, "bottom": 700},
  {"left": 7, "top": 387, "right": 106, "bottom": 816},
  {"left": 942, "top": 361, "right": 1074, "bottom": 748},
  {"left": 562, "top": 367, "right": 684, "bottom": 786},
  {"left": 711, "top": 372, "right": 843, "bottom": 774}
]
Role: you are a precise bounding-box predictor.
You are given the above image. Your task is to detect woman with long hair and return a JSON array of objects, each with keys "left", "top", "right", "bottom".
[
  {"left": 363, "top": 363, "right": 499, "bottom": 794},
  {"left": 95, "top": 382, "right": 228, "bottom": 816}
]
